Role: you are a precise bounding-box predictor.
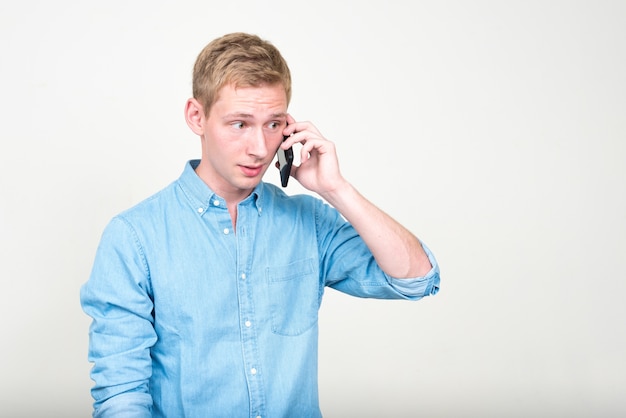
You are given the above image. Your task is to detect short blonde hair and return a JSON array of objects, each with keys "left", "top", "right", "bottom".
[{"left": 192, "top": 32, "right": 292, "bottom": 115}]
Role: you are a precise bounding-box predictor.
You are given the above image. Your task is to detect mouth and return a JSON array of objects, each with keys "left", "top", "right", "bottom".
[{"left": 239, "top": 164, "right": 264, "bottom": 178}]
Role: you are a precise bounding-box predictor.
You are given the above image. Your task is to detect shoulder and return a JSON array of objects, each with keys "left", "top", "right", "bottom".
[
  {"left": 260, "top": 182, "right": 344, "bottom": 225},
  {"left": 110, "top": 181, "right": 179, "bottom": 227}
]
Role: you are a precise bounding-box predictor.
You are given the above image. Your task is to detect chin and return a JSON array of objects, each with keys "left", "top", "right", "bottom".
[{"left": 235, "top": 178, "right": 262, "bottom": 191}]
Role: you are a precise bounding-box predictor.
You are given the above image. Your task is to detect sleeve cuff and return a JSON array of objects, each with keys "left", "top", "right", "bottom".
[{"left": 387, "top": 241, "right": 441, "bottom": 299}]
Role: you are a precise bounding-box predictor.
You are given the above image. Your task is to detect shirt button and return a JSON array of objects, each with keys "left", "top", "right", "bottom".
[
  {"left": 213, "top": 199, "right": 220, "bottom": 206},
  {"left": 250, "top": 368, "right": 257, "bottom": 375},
  {"left": 223, "top": 228, "right": 229, "bottom": 235},
  {"left": 240, "top": 273, "right": 246, "bottom": 280},
  {"left": 197, "top": 207, "right": 204, "bottom": 213},
  {"left": 245, "top": 320, "right": 251, "bottom": 327}
]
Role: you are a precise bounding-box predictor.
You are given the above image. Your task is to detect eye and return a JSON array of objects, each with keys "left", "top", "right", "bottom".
[
  {"left": 232, "top": 121, "right": 244, "bottom": 129},
  {"left": 268, "top": 121, "right": 279, "bottom": 129}
]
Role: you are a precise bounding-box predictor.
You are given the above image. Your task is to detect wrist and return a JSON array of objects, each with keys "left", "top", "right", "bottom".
[{"left": 320, "top": 180, "right": 357, "bottom": 209}]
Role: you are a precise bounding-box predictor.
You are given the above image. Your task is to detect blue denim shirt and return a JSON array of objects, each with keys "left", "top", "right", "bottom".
[{"left": 80, "top": 160, "right": 440, "bottom": 418}]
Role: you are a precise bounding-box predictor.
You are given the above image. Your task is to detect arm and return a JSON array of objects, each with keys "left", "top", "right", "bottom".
[
  {"left": 80, "top": 217, "right": 155, "bottom": 417},
  {"left": 282, "top": 116, "right": 433, "bottom": 279},
  {"left": 321, "top": 183, "right": 431, "bottom": 278}
]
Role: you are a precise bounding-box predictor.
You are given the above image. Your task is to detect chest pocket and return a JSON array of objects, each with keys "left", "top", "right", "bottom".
[{"left": 266, "top": 258, "right": 320, "bottom": 336}]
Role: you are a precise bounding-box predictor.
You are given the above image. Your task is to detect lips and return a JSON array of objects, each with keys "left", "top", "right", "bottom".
[{"left": 239, "top": 164, "right": 264, "bottom": 178}]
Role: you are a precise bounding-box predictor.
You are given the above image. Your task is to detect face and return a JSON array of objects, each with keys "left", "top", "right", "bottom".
[{"left": 189, "top": 83, "right": 288, "bottom": 202}]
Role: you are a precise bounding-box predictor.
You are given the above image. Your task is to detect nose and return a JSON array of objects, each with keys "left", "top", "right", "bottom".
[{"left": 247, "top": 128, "right": 269, "bottom": 159}]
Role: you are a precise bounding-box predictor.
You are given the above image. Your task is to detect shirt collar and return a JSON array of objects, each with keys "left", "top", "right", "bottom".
[{"left": 177, "top": 160, "right": 264, "bottom": 216}]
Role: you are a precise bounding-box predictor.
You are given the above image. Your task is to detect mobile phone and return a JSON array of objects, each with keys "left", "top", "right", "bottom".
[{"left": 277, "top": 135, "right": 293, "bottom": 187}]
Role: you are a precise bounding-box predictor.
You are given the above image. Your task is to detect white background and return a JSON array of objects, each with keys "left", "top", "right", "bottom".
[{"left": 1, "top": 1, "right": 624, "bottom": 417}]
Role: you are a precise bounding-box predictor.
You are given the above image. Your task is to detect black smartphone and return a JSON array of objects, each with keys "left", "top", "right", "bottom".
[{"left": 277, "top": 135, "right": 293, "bottom": 187}]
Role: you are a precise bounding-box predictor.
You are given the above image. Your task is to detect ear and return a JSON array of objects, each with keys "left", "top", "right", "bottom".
[{"left": 184, "top": 98, "right": 205, "bottom": 136}]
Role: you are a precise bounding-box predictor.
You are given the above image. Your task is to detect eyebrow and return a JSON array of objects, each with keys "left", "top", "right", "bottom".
[
  {"left": 222, "top": 113, "right": 253, "bottom": 120},
  {"left": 222, "top": 112, "right": 287, "bottom": 120}
]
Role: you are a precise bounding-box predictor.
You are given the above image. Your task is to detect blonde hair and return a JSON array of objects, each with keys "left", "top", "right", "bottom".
[{"left": 192, "top": 32, "right": 292, "bottom": 115}]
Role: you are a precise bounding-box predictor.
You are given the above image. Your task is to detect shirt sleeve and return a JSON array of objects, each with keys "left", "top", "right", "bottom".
[
  {"left": 80, "top": 216, "right": 156, "bottom": 417},
  {"left": 385, "top": 240, "right": 440, "bottom": 299},
  {"left": 316, "top": 200, "right": 440, "bottom": 300}
]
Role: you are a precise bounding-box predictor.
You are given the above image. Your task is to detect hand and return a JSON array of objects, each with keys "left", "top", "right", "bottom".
[{"left": 281, "top": 115, "right": 348, "bottom": 195}]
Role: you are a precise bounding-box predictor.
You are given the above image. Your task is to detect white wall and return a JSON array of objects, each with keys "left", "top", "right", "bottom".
[{"left": 1, "top": 1, "right": 624, "bottom": 417}]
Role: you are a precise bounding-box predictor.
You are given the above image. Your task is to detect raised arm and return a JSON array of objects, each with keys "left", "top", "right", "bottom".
[{"left": 282, "top": 116, "right": 432, "bottom": 279}]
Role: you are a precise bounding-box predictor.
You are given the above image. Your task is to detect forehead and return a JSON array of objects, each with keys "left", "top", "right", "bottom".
[
  {"left": 216, "top": 83, "right": 287, "bottom": 107},
  {"left": 207, "top": 83, "right": 288, "bottom": 123}
]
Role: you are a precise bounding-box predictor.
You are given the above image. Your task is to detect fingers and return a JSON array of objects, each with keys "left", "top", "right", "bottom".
[
  {"left": 281, "top": 116, "right": 325, "bottom": 149},
  {"left": 302, "top": 137, "right": 337, "bottom": 162},
  {"left": 287, "top": 134, "right": 326, "bottom": 164}
]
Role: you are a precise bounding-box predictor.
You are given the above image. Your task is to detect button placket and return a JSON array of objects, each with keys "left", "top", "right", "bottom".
[{"left": 235, "top": 202, "right": 265, "bottom": 416}]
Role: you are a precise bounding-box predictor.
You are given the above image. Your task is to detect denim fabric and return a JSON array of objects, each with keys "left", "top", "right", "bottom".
[{"left": 80, "top": 160, "right": 440, "bottom": 418}]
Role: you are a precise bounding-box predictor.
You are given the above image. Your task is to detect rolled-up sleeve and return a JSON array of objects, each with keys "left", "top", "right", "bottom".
[
  {"left": 387, "top": 241, "right": 441, "bottom": 299},
  {"left": 317, "top": 198, "right": 441, "bottom": 301}
]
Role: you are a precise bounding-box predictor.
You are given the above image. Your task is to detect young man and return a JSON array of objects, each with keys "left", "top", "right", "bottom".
[{"left": 81, "top": 32, "right": 440, "bottom": 418}]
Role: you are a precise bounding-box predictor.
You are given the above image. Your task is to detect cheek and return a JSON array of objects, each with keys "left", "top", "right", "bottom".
[
  {"left": 268, "top": 132, "right": 285, "bottom": 149},
  {"left": 203, "top": 127, "right": 237, "bottom": 152}
]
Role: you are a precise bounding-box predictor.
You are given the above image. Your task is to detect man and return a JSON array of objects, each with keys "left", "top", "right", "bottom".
[{"left": 81, "top": 32, "right": 440, "bottom": 418}]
